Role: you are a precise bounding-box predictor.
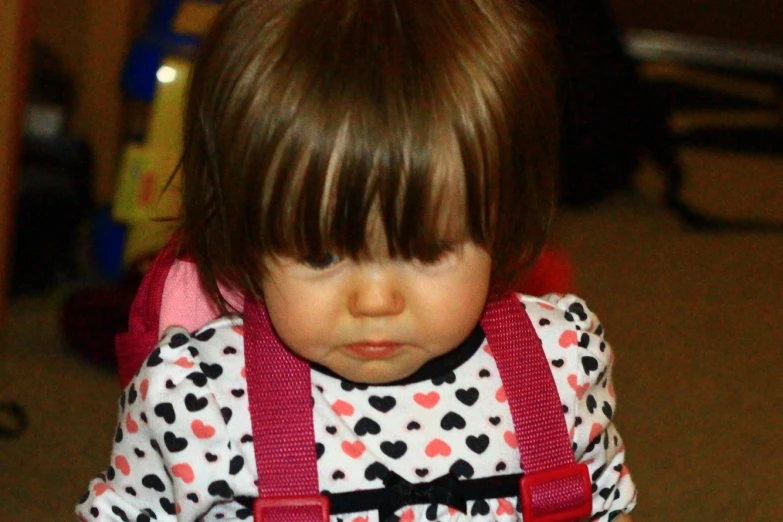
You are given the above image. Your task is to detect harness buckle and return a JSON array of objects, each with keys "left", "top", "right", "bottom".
[
  {"left": 520, "top": 463, "right": 592, "bottom": 522},
  {"left": 253, "top": 494, "right": 330, "bottom": 522}
]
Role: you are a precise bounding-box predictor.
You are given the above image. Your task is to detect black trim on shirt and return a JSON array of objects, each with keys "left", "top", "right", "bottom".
[
  {"left": 235, "top": 472, "right": 524, "bottom": 518},
  {"left": 326, "top": 472, "right": 523, "bottom": 516},
  {"left": 310, "top": 325, "right": 486, "bottom": 386}
]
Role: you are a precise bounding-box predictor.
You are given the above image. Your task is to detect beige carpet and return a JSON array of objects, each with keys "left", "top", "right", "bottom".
[{"left": 1, "top": 149, "right": 782, "bottom": 520}]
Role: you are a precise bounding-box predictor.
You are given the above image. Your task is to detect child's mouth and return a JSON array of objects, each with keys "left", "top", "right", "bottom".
[{"left": 344, "top": 342, "right": 402, "bottom": 359}]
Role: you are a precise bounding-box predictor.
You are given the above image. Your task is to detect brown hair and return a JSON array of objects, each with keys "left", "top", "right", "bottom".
[{"left": 179, "top": 0, "right": 559, "bottom": 309}]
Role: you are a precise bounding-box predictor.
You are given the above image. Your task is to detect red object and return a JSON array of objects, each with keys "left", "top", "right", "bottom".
[
  {"left": 483, "top": 293, "right": 591, "bottom": 521},
  {"left": 254, "top": 495, "right": 330, "bottom": 522},
  {"left": 516, "top": 245, "right": 575, "bottom": 296},
  {"left": 244, "top": 297, "right": 323, "bottom": 519},
  {"left": 520, "top": 463, "right": 592, "bottom": 522}
]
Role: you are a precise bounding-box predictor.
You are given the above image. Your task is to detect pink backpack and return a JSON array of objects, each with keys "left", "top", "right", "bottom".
[{"left": 115, "top": 240, "right": 591, "bottom": 522}]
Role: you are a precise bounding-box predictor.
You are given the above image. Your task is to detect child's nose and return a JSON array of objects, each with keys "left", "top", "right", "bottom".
[{"left": 348, "top": 265, "right": 405, "bottom": 318}]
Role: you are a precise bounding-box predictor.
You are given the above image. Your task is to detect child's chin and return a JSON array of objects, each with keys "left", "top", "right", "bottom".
[{"left": 330, "top": 360, "right": 420, "bottom": 385}]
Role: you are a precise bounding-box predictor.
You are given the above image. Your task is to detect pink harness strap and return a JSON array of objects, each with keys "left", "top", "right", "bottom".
[
  {"left": 244, "top": 297, "right": 326, "bottom": 522},
  {"left": 243, "top": 292, "right": 591, "bottom": 521},
  {"left": 483, "top": 295, "right": 591, "bottom": 521}
]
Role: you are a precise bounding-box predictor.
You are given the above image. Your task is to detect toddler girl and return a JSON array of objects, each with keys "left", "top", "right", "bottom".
[{"left": 77, "top": 0, "right": 636, "bottom": 520}]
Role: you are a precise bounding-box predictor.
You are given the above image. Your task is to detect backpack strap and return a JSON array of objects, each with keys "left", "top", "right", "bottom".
[
  {"left": 244, "top": 296, "right": 329, "bottom": 522},
  {"left": 243, "top": 292, "right": 590, "bottom": 522},
  {"left": 482, "top": 293, "right": 592, "bottom": 522}
]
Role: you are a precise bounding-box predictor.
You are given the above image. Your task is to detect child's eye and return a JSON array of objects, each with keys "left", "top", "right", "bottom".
[
  {"left": 301, "top": 252, "right": 341, "bottom": 270},
  {"left": 416, "top": 243, "right": 459, "bottom": 265}
]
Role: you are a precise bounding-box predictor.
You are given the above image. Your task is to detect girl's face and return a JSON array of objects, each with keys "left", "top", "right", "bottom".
[{"left": 260, "top": 231, "right": 492, "bottom": 384}]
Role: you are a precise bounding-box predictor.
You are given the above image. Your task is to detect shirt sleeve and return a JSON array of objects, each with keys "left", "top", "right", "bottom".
[
  {"left": 75, "top": 323, "right": 257, "bottom": 522},
  {"left": 531, "top": 293, "right": 638, "bottom": 521}
]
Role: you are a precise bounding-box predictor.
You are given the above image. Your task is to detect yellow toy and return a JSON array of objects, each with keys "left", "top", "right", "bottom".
[{"left": 112, "top": 0, "right": 221, "bottom": 268}]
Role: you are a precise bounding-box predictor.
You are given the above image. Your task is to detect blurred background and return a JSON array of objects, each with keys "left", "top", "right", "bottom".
[{"left": 1, "top": 0, "right": 782, "bottom": 520}]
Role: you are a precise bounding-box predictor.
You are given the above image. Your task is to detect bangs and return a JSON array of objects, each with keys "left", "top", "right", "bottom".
[{"left": 256, "top": 112, "right": 491, "bottom": 262}]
